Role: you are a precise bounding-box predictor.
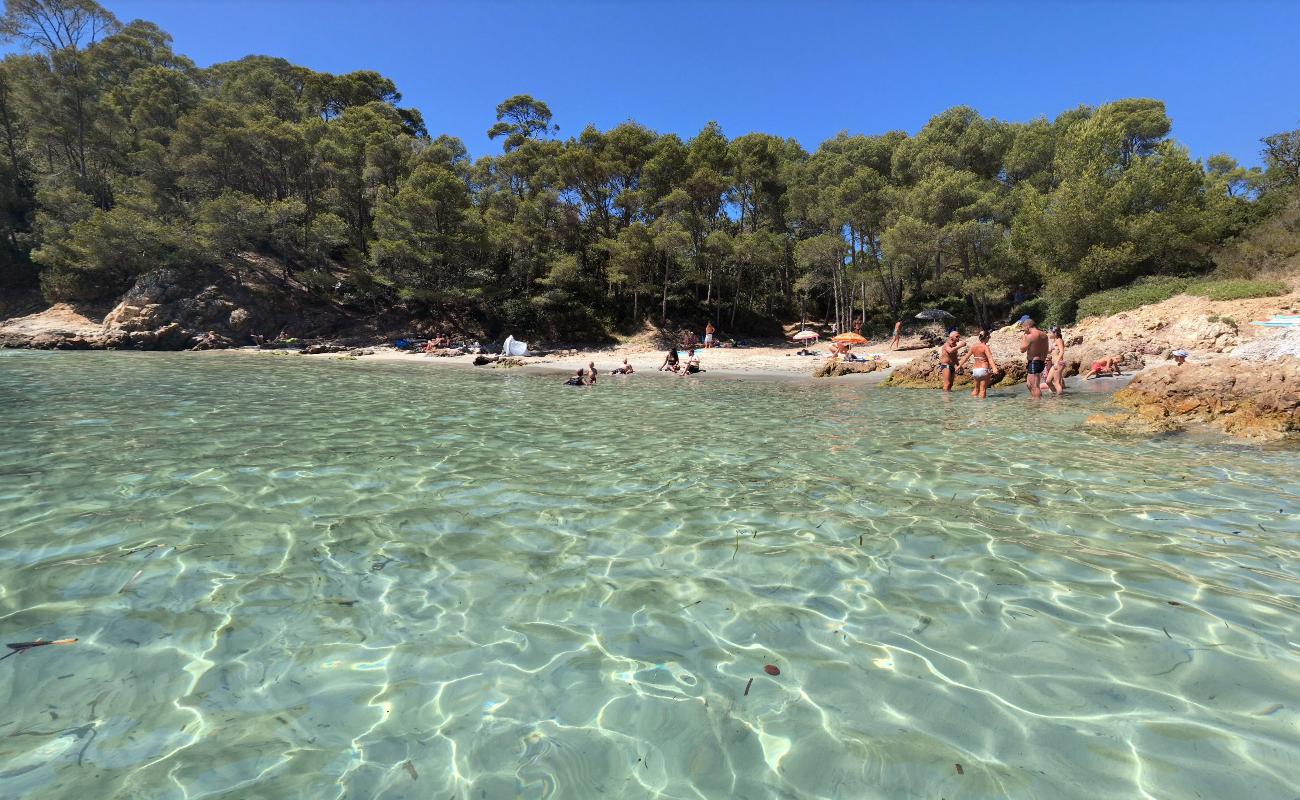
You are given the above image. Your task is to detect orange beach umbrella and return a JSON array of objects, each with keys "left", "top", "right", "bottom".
[{"left": 831, "top": 332, "right": 869, "bottom": 345}]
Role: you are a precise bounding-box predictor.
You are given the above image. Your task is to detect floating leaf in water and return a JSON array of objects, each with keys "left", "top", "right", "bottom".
[
  {"left": 955, "top": 763, "right": 964, "bottom": 775},
  {"left": 764, "top": 664, "right": 780, "bottom": 676},
  {"left": 1, "top": 638, "right": 78, "bottom": 662},
  {"left": 744, "top": 677, "right": 753, "bottom": 696}
]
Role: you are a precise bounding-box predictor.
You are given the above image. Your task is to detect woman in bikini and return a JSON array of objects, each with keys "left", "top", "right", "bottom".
[
  {"left": 659, "top": 348, "right": 680, "bottom": 372},
  {"left": 959, "top": 330, "right": 999, "bottom": 399},
  {"left": 1046, "top": 327, "right": 1066, "bottom": 395}
]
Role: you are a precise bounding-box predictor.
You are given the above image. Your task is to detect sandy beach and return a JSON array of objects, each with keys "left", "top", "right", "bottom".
[{"left": 248, "top": 338, "right": 921, "bottom": 383}]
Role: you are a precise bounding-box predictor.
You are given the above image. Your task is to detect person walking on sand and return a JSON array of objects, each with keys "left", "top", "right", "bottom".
[
  {"left": 959, "top": 330, "right": 999, "bottom": 399},
  {"left": 1019, "top": 316, "right": 1049, "bottom": 399},
  {"left": 704, "top": 322, "right": 716, "bottom": 348},
  {"left": 891, "top": 320, "right": 902, "bottom": 350},
  {"left": 1046, "top": 326, "right": 1067, "bottom": 395},
  {"left": 938, "top": 329, "right": 964, "bottom": 393}
]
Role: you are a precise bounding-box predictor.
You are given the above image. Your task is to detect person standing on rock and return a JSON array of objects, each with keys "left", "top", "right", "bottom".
[
  {"left": 938, "top": 330, "right": 964, "bottom": 393},
  {"left": 1046, "top": 326, "right": 1067, "bottom": 396},
  {"left": 891, "top": 321, "right": 902, "bottom": 350},
  {"left": 1019, "top": 316, "right": 1049, "bottom": 399}
]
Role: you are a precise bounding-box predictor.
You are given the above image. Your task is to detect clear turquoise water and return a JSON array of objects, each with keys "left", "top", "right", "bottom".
[{"left": 1, "top": 351, "right": 1298, "bottom": 800}]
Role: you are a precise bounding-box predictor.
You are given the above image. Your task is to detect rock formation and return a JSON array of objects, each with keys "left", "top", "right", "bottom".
[
  {"left": 813, "top": 358, "right": 891, "bottom": 378},
  {"left": 1087, "top": 357, "right": 1300, "bottom": 439}
]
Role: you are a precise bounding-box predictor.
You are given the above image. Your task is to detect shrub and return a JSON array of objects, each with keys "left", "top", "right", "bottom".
[
  {"left": 1075, "top": 276, "right": 1189, "bottom": 319},
  {"left": 1184, "top": 278, "right": 1288, "bottom": 301},
  {"left": 1011, "top": 297, "right": 1049, "bottom": 325}
]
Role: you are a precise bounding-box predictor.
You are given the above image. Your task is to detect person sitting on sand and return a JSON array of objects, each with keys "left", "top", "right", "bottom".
[
  {"left": 1084, "top": 355, "right": 1124, "bottom": 379},
  {"left": 1019, "top": 316, "right": 1049, "bottom": 399},
  {"left": 829, "top": 341, "right": 849, "bottom": 359},
  {"left": 959, "top": 330, "right": 999, "bottom": 399},
  {"left": 1170, "top": 349, "right": 1188, "bottom": 365},
  {"left": 891, "top": 320, "right": 902, "bottom": 350},
  {"left": 611, "top": 359, "right": 634, "bottom": 375},
  {"left": 659, "top": 348, "right": 680, "bottom": 372},
  {"left": 564, "top": 369, "right": 585, "bottom": 386},
  {"left": 938, "top": 330, "right": 965, "bottom": 393},
  {"left": 1046, "top": 326, "right": 1067, "bottom": 396},
  {"left": 681, "top": 349, "right": 701, "bottom": 375},
  {"left": 431, "top": 332, "right": 450, "bottom": 348}
]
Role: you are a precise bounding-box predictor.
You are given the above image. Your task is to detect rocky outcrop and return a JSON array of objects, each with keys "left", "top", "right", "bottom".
[
  {"left": 814, "top": 358, "right": 890, "bottom": 378},
  {"left": 0, "top": 303, "right": 106, "bottom": 349},
  {"left": 1087, "top": 357, "right": 1300, "bottom": 439},
  {"left": 886, "top": 344, "right": 1028, "bottom": 388},
  {"left": 1, "top": 260, "right": 363, "bottom": 351}
]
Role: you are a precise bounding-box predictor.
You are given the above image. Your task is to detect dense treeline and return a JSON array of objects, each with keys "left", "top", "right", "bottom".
[{"left": 1, "top": 0, "right": 1297, "bottom": 336}]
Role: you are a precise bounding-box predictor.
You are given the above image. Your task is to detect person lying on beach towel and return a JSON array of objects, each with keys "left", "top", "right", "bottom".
[{"left": 611, "top": 359, "right": 634, "bottom": 375}]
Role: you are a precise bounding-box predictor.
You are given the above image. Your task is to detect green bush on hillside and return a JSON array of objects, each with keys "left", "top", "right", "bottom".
[
  {"left": 1076, "top": 276, "right": 1288, "bottom": 319},
  {"left": 1184, "top": 278, "right": 1288, "bottom": 301},
  {"left": 1075, "top": 277, "right": 1190, "bottom": 319}
]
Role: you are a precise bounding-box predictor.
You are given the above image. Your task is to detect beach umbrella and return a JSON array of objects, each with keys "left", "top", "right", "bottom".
[
  {"left": 792, "top": 330, "right": 819, "bottom": 341},
  {"left": 831, "top": 332, "right": 869, "bottom": 345},
  {"left": 915, "top": 309, "right": 954, "bottom": 321}
]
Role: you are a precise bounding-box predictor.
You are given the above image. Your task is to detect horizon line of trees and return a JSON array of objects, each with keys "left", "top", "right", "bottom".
[{"left": 1, "top": 0, "right": 1298, "bottom": 337}]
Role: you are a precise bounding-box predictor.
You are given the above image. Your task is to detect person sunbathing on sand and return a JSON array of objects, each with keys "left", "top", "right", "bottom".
[
  {"left": 1084, "top": 355, "right": 1124, "bottom": 379},
  {"left": 611, "top": 359, "right": 634, "bottom": 375},
  {"left": 681, "top": 349, "right": 701, "bottom": 375}
]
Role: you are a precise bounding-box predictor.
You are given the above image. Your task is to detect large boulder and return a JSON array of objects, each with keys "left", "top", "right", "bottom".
[
  {"left": 886, "top": 346, "right": 1027, "bottom": 388},
  {"left": 814, "top": 358, "right": 891, "bottom": 378},
  {"left": 1090, "top": 357, "right": 1300, "bottom": 439}
]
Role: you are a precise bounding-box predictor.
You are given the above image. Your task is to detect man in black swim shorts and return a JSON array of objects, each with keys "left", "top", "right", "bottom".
[{"left": 1019, "top": 315, "right": 1049, "bottom": 400}]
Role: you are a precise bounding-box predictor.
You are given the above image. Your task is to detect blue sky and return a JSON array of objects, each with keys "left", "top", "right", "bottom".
[{"left": 106, "top": 0, "right": 1299, "bottom": 167}]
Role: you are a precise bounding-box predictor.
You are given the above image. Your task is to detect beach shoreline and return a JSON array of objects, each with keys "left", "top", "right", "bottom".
[{"left": 200, "top": 343, "right": 1147, "bottom": 392}]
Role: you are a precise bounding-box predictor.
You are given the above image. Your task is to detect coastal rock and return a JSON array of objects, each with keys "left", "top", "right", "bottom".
[
  {"left": 493, "top": 357, "right": 525, "bottom": 368},
  {"left": 472, "top": 354, "right": 495, "bottom": 365},
  {"left": 814, "top": 358, "right": 890, "bottom": 378},
  {"left": 886, "top": 347, "right": 1027, "bottom": 388},
  {"left": 302, "top": 342, "right": 348, "bottom": 355},
  {"left": 0, "top": 303, "right": 105, "bottom": 348},
  {"left": 191, "top": 332, "right": 233, "bottom": 350},
  {"left": 1083, "top": 412, "right": 1185, "bottom": 436},
  {"left": 1102, "top": 357, "right": 1300, "bottom": 439}
]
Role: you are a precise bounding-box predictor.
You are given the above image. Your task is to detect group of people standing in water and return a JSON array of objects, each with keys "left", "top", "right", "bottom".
[{"left": 938, "top": 316, "right": 1074, "bottom": 399}]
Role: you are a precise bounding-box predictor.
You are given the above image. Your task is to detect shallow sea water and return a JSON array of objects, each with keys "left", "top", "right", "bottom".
[{"left": 1, "top": 351, "right": 1298, "bottom": 800}]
